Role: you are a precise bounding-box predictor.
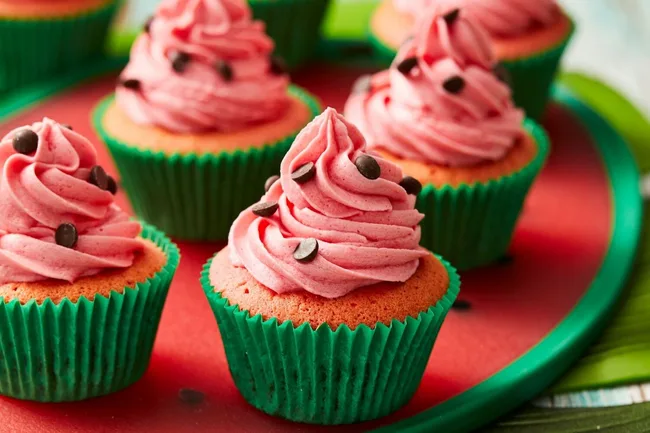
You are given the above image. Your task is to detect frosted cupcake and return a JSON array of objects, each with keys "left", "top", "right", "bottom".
[
  {"left": 0, "top": 118, "right": 179, "bottom": 401},
  {"left": 202, "top": 108, "right": 459, "bottom": 424},
  {"left": 370, "top": 0, "right": 574, "bottom": 119},
  {"left": 93, "top": 0, "right": 320, "bottom": 240},
  {"left": 346, "top": 9, "right": 549, "bottom": 270}
]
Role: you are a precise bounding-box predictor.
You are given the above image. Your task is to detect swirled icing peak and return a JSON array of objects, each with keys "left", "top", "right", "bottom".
[
  {"left": 0, "top": 118, "right": 143, "bottom": 284},
  {"left": 393, "top": 0, "right": 561, "bottom": 37},
  {"left": 345, "top": 8, "right": 524, "bottom": 167},
  {"left": 116, "top": 0, "right": 290, "bottom": 133},
  {"left": 228, "top": 108, "right": 428, "bottom": 299}
]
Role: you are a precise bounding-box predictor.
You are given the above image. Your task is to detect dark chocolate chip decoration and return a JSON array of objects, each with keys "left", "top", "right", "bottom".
[
  {"left": 107, "top": 176, "right": 118, "bottom": 195},
  {"left": 291, "top": 162, "right": 316, "bottom": 184},
  {"left": 120, "top": 78, "right": 141, "bottom": 90},
  {"left": 178, "top": 388, "right": 205, "bottom": 405},
  {"left": 12, "top": 129, "right": 38, "bottom": 155},
  {"left": 55, "top": 223, "right": 78, "bottom": 249},
  {"left": 397, "top": 57, "right": 418, "bottom": 75},
  {"left": 442, "top": 75, "right": 465, "bottom": 94},
  {"left": 452, "top": 299, "right": 471, "bottom": 311},
  {"left": 270, "top": 56, "right": 287, "bottom": 75},
  {"left": 88, "top": 165, "right": 109, "bottom": 191},
  {"left": 443, "top": 8, "right": 460, "bottom": 25},
  {"left": 493, "top": 63, "right": 512, "bottom": 87},
  {"left": 264, "top": 175, "right": 280, "bottom": 192},
  {"left": 352, "top": 75, "right": 372, "bottom": 94},
  {"left": 399, "top": 176, "right": 422, "bottom": 195},
  {"left": 61, "top": 123, "right": 73, "bottom": 130},
  {"left": 215, "top": 60, "right": 233, "bottom": 82},
  {"left": 170, "top": 51, "right": 191, "bottom": 73},
  {"left": 355, "top": 155, "right": 381, "bottom": 180},
  {"left": 294, "top": 238, "right": 319, "bottom": 263},
  {"left": 252, "top": 201, "right": 279, "bottom": 217},
  {"left": 144, "top": 16, "right": 153, "bottom": 33}
]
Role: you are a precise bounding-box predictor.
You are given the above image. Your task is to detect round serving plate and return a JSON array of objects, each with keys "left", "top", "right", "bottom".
[{"left": 0, "top": 60, "right": 641, "bottom": 433}]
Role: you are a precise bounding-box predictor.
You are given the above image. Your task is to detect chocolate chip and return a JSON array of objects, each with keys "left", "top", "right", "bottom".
[
  {"left": 352, "top": 75, "right": 372, "bottom": 94},
  {"left": 355, "top": 155, "right": 381, "bottom": 180},
  {"left": 12, "top": 129, "right": 38, "bottom": 155},
  {"left": 88, "top": 165, "right": 109, "bottom": 191},
  {"left": 442, "top": 76, "right": 465, "bottom": 94},
  {"left": 178, "top": 388, "right": 205, "bottom": 405},
  {"left": 264, "top": 175, "right": 280, "bottom": 192},
  {"left": 170, "top": 51, "right": 191, "bottom": 73},
  {"left": 107, "top": 176, "right": 118, "bottom": 195},
  {"left": 144, "top": 16, "right": 153, "bottom": 33},
  {"left": 119, "top": 78, "right": 141, "bottom": 90},
  {"left": 61, "top": 123, "right": 73, "bottom": 130},
  {"left": 452, "top": 299, "right": 471, "bottom": 311},
  {"left": 291, "top": 162, "right": 316, "bottom": 184},
  {"left": 270, "top": 56, "right": 287, "bottom": 75},
  {"left": 493, "top": 63, "right": 512, "bottom": 87},
  {"left": 252, "top": 201, "right": 279, "bottom": 217},
  {"left": 396, "top": 57, "right": 418, "bottom": 75},
  {"left": 443, "top": 8, "right": 460, "bottom": 25},
  {"left": 215, "top": 60, "right": 233, "bottom": 82},
  {"left": 293, "top": 238, "right": 318, "bottom": 263},
  {"left": 399, "top": 176, "right": 422, "bottom": 195},
  {"left": 55, "top": 223, "right": 78, "bottom": 249}
]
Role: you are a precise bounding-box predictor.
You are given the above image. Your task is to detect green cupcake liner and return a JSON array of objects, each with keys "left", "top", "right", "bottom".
[
  {"left": 201, "top": 254, "right": 460, "bottom": 425},
  {"left": 0, "top": 223, "right": 179, "bottom": 402},
  {"left": 249, "top": 0, "right": 332, "bottom": 69},
  {"left": 93, "top": 86, "right": 320, "bottom": 241},
  {"left": 501, "top": 22, "right": 575, "bottom": 120},
  {"left": 417, "top": 119, "right": 550, "bottom": 271},
  {"left": 0, "top": 1, "right": 118, "bottom": 95}
]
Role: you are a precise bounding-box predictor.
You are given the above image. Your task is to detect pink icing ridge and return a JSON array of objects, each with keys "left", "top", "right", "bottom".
[
  {"left": 227, "top": 108, "right": 428, "bottom": 299},
  {"left": 0, "top": 118, "right": 143, "bottom": 284},
  {"left": 116, "top": 0, "right": 290, "bottom": 134},
  {"left": 393, "top": 0, "right": 561, "bottom": 37},
  {"left": 345, "top": 9, "right": 524, "bottom": 167}
]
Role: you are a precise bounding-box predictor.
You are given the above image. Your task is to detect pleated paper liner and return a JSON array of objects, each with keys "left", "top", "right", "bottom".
[
  {"left": 201, "top": 255, "right": 460, "bottom": 425},
  {"left": 93, "top": 86, "right": 321, "bottom": 241},
  {"left": 0, "top": 0, "right": 117, "bottom": 95},
  {"left": 249, "top": 0, "right": 332, "bottom": 69},
  {"left": 417, "top": 119, "right": 550, "bottom": 271},
  {"left": 0, "top": 223, "right": 180, "bottom": 402}
]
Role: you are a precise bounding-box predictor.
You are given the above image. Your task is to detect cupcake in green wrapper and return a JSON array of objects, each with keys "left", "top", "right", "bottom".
[
  {"left": 347, "top": 8, "right": 549, "bottom": 270},
  {"left": 0, "top": 0, "right": 118, "bottom": 95},
  {"left": 93, "top": 0, "right": 320, "bottom": 241},
  {"left": 368, "top": 0, "right": 573, "bottom": 119},
  {"left": 0, "top": 118, "right": 179, "bottom": 402},
  {"left": 248, "top": 0, "right": 332, "bottom": 69},
  {"left": 202, "top": 108, "right": 459, "bottom": 425}
]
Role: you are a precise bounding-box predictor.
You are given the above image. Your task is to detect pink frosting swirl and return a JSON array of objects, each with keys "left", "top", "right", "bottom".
[
  {"left": 229, "top": 108, "right": 427, "bottom": 299},
  {"left": 393, "top": 0, "right": 561, "bottom": 37},
  {"left": 345, "top": 9, "right": 524, "bottom": 167},
  {"left": 116, "top": 0, "right": 290, "bottom": 133},
  {"left": 0, "top": 118, "right": 143, "bottom": 284}
]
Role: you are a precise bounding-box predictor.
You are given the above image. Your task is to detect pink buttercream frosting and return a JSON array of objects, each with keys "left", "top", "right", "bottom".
[
  {"left": 345, "top": 9, "right": 524, "bottom": 167},
  {"left": 116, "top": 0, "right": 290, "bottom": 133},
  {"left": 393, "top": 0, "right": 561, "bottom": 37},
  {"left": 0, "top": 118, "right": 143, "bottom": 284},
  {"left": 227, "top": 108, "right": 428, "bottom": 299}
]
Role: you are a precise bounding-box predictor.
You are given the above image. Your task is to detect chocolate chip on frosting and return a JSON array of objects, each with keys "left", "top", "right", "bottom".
[
  {"left": 293, "top": 238, "right": 319, "bottom": 263},
  {"left": 61, "top": 123, "right": 73, "bottom": 130},
  {"left": 12, "top": 129, "right": 38, "bottom": 155},
  {"left": 170, "top": 51, "right": 191, "bottom": 73},
  {"left": 291, "top": 162, "right": 316, "bottom": 184},
  {"left": 215, "top": 60, "right": 233, "bottom": 82},
  {"left": 252, "top": 201, "right": 279, "bottom": 217},
  {"left": 270, "top": 56, "right": 287, "bottom": 75},
  {"left": 144, "top": 16, "right": 154, "bottom": 33},
  {"left": 443, "top": 8, "right": 460, "bottom": 25},
  {"left": 396, "top": 57, "right": 418, "bottom": 76},
  {"left": 119, "top": 78, "right": 141, "bottom": 90},
  {"left": 442, "top": 76, "right": 465, "bottom": 94},
  {"left": 399, "top": 176, "right": 422, "bottom": 195},
  {"left": 355, "top": 155, "right": 381, "bottom": 180},
  {"left": 55, "top": 223, "right": 78, "bottom": 249},
  {"left": 107, "top": 176, "right": 118, "bottom": 195},
  {"left": 352, "top": 75, "right": 373, "bottom": 94},
  {"left": 264, "top": 175, "right": 280, "bottom": 192},
  {"left": 88, "top": 165, "right": 109, "bottom": 191}
]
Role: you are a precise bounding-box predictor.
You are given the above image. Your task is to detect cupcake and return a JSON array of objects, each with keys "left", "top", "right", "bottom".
[
  {"left": 93, "top": 0, "right": 320, "bottom": 241},
  {"left": 202, "top": 108, "right": 459, "bottom": 424},
  {"left": 370, "top": 0, "right": 574, "bottom": 119},
  {"left": 248, "top": 0, "right": 332, "bottom": 69},
  {"left": 346, "top": 9, "right": 549, "bottom": 270},
  {"left": 0, "top": 118, "right": 179, "bottom": 401},
  {"left": 0, "top": 0, "right": 118, "bottom": 95}
]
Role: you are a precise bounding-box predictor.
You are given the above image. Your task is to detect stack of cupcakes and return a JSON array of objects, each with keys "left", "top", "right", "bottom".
[
  {"left": 93, "top": 0, "right": 320, "bottom": 241},
  {"left": 346, "top": 8, "right": 550, "bottom": 270}
]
